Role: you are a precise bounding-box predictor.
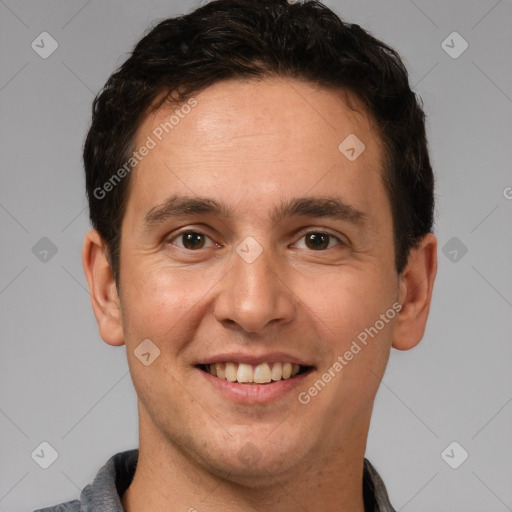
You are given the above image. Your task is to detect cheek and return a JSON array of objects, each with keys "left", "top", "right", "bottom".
[
  {"left": 330, "top": 296, "right": 396, "bottom": 399},
  {"left": 304, "top": 263, "right": 397, "bottom": 402},
  {"left": 306, "top": 265, "right": 395, "bottom": 340},
  {"left": 120, "top": 262, "right": 201, "bottom": 346}
]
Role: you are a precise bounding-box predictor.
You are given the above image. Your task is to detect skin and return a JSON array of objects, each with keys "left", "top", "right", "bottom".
[{"left": 82, "top": 77, "right": 437, "bottom": 512}]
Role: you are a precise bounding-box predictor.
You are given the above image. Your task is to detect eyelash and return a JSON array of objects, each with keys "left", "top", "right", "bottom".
[{"left": 166, "top": 229, "right": 344, "bottom": 251}]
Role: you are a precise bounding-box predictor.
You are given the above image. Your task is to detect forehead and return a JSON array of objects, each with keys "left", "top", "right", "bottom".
[
  {"left": 125, "top": 77, "right": 388, "bottom": 229},
  {"left": 140, "top": 78, "right": 379, "bottom": 156}
]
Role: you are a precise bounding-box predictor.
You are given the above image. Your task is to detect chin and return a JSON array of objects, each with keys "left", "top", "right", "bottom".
[
  {"left": 208, "top": 452, "right": 301, "bottom": 487},
  {"left": 194, "top": 431, "right": 310, "bottom": 485}
]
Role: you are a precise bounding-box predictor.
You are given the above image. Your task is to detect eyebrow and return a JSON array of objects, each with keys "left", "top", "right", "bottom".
[{"left": 142, "top": 194, "right": 367, "bottom": 229}]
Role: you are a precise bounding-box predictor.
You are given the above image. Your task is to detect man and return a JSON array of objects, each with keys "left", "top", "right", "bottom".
[{"left": 35, "top": 0, "right": 437, "bottom": 510}]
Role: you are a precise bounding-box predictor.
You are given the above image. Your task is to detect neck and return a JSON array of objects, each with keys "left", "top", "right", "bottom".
[{"left": 122, "top": 404, "right": 371, "bottom": 512}]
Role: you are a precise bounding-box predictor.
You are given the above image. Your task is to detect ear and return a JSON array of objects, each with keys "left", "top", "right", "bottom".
[
  {"left": 82, "top": 229, "right": 125, "bottom": 346},
  {"left": 392, "top": 233, "right": 437, "bottom": 351}
]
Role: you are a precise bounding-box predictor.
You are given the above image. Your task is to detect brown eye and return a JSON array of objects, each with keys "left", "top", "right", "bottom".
[
  {"left": 182, "top": 232, "right": 205, "bottom": 249},
  {"left": 297, "top": 232, "right": 341, "bottom": 251},
  {"left": 170, "top": 231, "right": 213, "bottom": 250},
  {"left": 305, "top": 233, "right": 329, "bottom": 250}
]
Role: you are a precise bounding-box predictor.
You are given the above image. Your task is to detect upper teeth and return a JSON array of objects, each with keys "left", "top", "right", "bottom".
[{"left": 207, "top": 362, "right": 301, "bottom": 384}]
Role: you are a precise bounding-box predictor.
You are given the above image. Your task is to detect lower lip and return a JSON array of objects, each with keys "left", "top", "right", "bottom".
[{"left": 198, "top": 367, "right": 312, "bottom": 404}]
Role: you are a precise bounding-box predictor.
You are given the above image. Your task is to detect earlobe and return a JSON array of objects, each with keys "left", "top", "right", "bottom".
[
  {"left": 392, "top": 233, "right": 437, "bottom": 351},
  {"left": 82, "top": 229, "right": 125, "bottom": 346}
]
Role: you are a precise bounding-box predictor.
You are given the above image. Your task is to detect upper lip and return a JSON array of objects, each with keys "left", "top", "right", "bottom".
[{"left": 196, "top": 352, "right": 314, "bottom": 367}]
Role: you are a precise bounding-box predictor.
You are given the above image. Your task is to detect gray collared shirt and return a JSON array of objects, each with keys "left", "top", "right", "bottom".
[{"left": 33, "top": 449, "right": 396, "bottom": 511}]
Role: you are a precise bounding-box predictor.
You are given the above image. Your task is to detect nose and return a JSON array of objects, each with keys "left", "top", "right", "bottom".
[{"left": 212, "top": 245, "right": 296, "bottom": 334}]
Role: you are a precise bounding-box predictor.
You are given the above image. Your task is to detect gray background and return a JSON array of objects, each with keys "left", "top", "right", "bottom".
[{"left": 1, "top": 0, "right": 511, "bottom": 510}]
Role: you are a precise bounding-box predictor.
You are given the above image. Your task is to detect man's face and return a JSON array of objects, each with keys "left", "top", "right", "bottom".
[{"left": 117, "top": 78, "right": 400, "bottom": 480}]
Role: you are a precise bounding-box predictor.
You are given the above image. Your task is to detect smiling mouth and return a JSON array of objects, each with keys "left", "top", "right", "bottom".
[{"left": 197, "top": 362, "right": 312, "bottom": 384}]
